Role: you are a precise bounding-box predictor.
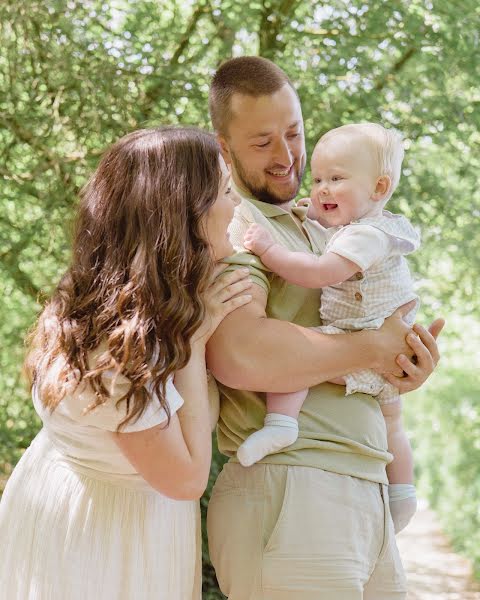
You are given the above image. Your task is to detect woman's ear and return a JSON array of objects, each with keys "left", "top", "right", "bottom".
[{"left": 372, "top": 175, "right": 391, "bottom": 201}]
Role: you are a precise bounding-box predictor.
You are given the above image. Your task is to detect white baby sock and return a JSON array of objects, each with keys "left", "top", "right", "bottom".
[
  {"left": 237, "top": 413, "right": 299, "bottom": 468},
  {"left": 389, "top": 483, "right": 417, "bottom": 534}
]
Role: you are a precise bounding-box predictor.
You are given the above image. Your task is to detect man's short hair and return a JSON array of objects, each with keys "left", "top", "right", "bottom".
[
  {"left": 209, "top": 56, "right": 295, "bottom": 136},
  {"left": 319, "top": 123, "right": 405, "bottom": 201}
]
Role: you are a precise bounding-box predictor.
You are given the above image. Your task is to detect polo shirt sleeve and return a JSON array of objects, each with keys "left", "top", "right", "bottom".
[
  {"left": 327, "top": 224, "right": 393, "bottom": 271},
  {"left": 221, "top": 206, "right": 272, "bottom": 294}
]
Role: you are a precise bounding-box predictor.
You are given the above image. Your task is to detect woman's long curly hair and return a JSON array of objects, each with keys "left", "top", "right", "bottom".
[{"left": 25, "top": 126, "right": 222, "bottom": 429}]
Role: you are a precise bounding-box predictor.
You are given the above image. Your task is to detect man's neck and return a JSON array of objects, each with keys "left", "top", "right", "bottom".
[{"left": 277, "top": 200, "right": 292, "bottom": 212}]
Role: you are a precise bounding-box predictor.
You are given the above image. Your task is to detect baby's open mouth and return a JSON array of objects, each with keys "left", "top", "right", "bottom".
[{"left": 322, "top": 203, "right": 338, "bottom": 211}]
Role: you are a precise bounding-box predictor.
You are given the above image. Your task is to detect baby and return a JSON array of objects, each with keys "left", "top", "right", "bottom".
[{"left": 240, "top": 123, "right": 419, "bottom": 533}]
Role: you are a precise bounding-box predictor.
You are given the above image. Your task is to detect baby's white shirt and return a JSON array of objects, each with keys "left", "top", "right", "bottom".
[
  {"left": 326, "top": 223, "right": 393, "bottom": 271},
  {"left": 319, "top": 210, "right": 420, "bottom": 330}
]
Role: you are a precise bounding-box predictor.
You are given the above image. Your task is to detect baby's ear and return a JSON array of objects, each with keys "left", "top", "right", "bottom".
[{"left": 372, "top": 175, "right": 391, "bottom": 201}]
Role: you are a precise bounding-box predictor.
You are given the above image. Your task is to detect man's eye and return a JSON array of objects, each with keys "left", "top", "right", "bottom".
[
  {"left": 288, "top": 133, "right": 300, "bottom": 139},
  {"left": 255, "top": 142, "right": 270, "bottom": 148},
  {"left": 332, "top": 176, "right": 343, "bottom": 181}
]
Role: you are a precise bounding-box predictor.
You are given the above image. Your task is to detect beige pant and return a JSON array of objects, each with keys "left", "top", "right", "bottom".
[{"left": 207, "top": 463, "right": 407, "bottom": 599}]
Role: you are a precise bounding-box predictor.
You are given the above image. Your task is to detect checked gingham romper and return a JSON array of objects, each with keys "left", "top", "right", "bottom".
[{"left": 316, "top": 210, "right": 420, "bottom": 404}]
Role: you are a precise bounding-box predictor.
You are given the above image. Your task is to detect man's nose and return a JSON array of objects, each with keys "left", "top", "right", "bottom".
[{"left": 272, "top": 139, "right": 293, "bottom": 166}]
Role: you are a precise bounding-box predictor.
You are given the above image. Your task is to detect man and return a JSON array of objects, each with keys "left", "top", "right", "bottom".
[{"left": 206, "top": 56, "right": 443, "bottom": 600}]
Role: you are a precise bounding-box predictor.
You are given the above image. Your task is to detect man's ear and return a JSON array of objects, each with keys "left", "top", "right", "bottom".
[
  {"left": 372, "top": 175, "right": 391, "bottom": 201},
  {"left": 216, "top": 134, "right": 231, "bottom": 164}
]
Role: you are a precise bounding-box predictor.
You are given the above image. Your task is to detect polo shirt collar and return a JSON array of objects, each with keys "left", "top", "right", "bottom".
[{"left": 233, "top": 181, "right": 309, "bottom": 222}]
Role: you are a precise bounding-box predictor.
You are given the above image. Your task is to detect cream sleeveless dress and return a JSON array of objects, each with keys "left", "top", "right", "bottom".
[{"left": 0, "top": 367, "right": 201, "bottom": 599}]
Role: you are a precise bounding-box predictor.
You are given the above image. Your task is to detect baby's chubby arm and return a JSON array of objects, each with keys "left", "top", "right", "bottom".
[{"left": 243, "top": 223, "right": 359, "bottom": 288}]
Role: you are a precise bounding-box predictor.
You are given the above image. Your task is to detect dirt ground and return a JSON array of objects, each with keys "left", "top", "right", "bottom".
[{"left": 397, "top": 499, "right": 480, "bottom": 599}]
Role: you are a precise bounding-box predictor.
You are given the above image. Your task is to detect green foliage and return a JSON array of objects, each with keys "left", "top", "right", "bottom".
[
  {"left": 405, "top": 360, "right": 480, "bottom": 577},
  {"left": 1, "top": 0, "right": 479, "bottom": 593}
]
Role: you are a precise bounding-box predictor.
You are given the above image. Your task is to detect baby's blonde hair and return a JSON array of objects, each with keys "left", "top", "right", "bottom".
[{"left": 318, "top": 123, "right": 405, "bottom": 201}]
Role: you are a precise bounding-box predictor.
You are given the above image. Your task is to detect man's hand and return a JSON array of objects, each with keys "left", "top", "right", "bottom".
[{"left": 384, "top": 319, "right": 444, "bottom": 394}]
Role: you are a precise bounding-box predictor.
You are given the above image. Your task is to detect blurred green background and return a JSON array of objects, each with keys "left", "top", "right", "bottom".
[{"left": 1, "top": 1, "right": 479, "bottom": 597}]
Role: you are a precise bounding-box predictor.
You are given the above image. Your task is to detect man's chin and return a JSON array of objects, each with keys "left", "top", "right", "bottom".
[{"left": 255, "top": 182, "right": 300, "bottom": 205}]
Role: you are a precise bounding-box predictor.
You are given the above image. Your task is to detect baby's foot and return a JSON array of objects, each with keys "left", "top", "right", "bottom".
[{"left": 237, "top": 413, "right": 299, "bottom": 467}]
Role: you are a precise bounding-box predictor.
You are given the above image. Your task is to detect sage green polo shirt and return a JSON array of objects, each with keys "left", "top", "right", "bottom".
[{"left": 217, "top": 194, "right": 391, "bottom": 484}]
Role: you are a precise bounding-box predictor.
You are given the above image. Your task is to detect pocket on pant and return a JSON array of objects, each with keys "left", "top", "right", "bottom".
[
  {"left": 261, "top": 468, "right": 375, "bottom": 593},
  {"left": 207, "top": 487, "right": 263, "bottom": 599},
  {"left": 263, "top": 467, "right": 292, "bottom": 553}
]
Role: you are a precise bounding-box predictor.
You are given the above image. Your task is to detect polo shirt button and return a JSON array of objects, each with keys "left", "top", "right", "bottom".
[
  {"left": 354, "top": 292, "right": 363, "bottom": 301},
  {"left": 355, "top": 272, "right": 363, "bottom": 280}
]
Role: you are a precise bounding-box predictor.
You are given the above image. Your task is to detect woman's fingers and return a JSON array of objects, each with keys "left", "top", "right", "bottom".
[
  {"left": 209, "top": 267, "right": 250, "bottom": 296},
  {"left": 221, "top": 292, "right": 253, "bottom": 316},
  {"left": 205, "top": 267, "right": 252, "bottom": 322},
  {"left": 217, "top": 278, "right": 253, "bottom": 302}
]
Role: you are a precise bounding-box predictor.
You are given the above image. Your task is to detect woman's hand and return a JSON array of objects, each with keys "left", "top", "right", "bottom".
[{"left": 193, "top": 266, "right": 253, "bottom": 345}]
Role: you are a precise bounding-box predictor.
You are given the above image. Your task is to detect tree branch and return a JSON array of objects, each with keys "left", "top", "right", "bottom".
[
  {"left": 374, "top": 46, "right": 417, "bottom": 92},
  {"left": 142, "top": 1, "right": 211, "bottom": 115},
  {"left": 258, "top": 0, "right": 301, "bottom": 59}
]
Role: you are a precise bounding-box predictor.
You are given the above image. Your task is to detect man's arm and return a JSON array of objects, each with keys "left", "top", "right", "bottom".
[{"left": 206, "top": 283, "right": 442, "bottom": 393}]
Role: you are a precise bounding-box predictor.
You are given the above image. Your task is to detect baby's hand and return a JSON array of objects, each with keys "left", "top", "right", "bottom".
[
  {"left": 244, "top": 224, "right": 275, "bottom": 256},
  {"left": 297, "top": 197, "right": 319, "bottom": 220}
]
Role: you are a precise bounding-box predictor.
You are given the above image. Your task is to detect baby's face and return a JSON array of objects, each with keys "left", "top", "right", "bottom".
[{"left": 310, "top": 135, "right": 380, "bottom": 228}]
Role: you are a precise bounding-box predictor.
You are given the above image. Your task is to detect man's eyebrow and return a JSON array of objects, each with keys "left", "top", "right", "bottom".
[
  {"left": 287, "top": 121, "right": 301, "bottom": 130},
  {"left": 248, "top": 121, "right": 301, "bottom": 139},
  {"left": 248, "top": 130, "right": 272, "bottom": 139}
]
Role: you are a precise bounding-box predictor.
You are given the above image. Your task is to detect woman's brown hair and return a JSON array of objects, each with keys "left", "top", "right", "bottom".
[{"left": 25, "top": 126, "right": 221, "bottom": 428}]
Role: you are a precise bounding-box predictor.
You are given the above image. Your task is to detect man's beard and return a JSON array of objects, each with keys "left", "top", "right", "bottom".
[{"left": 230, "top": 151, "right": 304, "bottom": 206}]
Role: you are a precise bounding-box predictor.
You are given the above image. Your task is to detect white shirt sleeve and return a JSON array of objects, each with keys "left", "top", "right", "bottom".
[
  {"left": 56, "top": 372, "right": 184, "bottom": 432},
  {"left": 326, "top": 224, "right": 393, "bottom": 271}
]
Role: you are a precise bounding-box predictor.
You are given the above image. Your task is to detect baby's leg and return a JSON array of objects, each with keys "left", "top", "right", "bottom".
[
  {"left": 380, "top": 393, "right": 417, "bottom": 533},
  {"left": 237, "top": 389, "right": 307, "bottom": 467},
  {"left": 381, "top": 396, "right": 413, "bottom": 483}
]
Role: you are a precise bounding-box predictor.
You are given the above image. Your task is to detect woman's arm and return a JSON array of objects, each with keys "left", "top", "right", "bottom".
[
  {"left": 114, "top": 268, "right": 253, "bottom": 500},
  {"left": 114, "top": 340, "right": 212, "bottom": 500}
]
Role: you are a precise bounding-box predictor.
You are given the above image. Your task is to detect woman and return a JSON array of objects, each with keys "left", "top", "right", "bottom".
[{"left": 0, "top": 127, "right": 252, "bottom": 599}]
